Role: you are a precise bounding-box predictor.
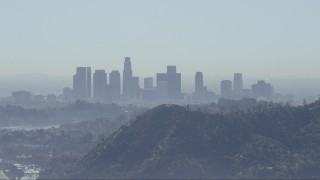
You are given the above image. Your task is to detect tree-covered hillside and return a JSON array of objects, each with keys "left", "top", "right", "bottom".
[{"left": 62, "top": 101, "right": 320, "bottom": 179}]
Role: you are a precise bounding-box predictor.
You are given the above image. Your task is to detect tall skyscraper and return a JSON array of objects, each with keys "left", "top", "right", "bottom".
[
  {"left": 167, "top": 66, "right": 181, "bottom": 99},
  {"left": 93, "top": 70, "right": 107, "bottom": 100},
  {"left": 194, "top": 72, "right": 204, "bottom": 100},
  {"left": 233, "top": 73, "right": 243, "bottom": 94},
  {"left": 167, "top": 66, "right": 176, "bottom": 74},
  {"left": 156, "top": 80, "right": 168, "bottom": 100},
  {"left": 156, "top": 66, "right": 181, "bottom": 100},
  {"left": 131, "top": 76, "right": 140, "bottom": 99},
  {"left": 73, "top": 67, "right": 91, "bottom": 100},
  {"left": 109, "top": 70, "right": 121, "bottom": 102},
  {"left": 251, "top": 80, "right": 274, "bottom": 98},
  {"left": 221, "top": 80, "right": 232, "bottom": 99},
  {"left": 123, "top": 57, "right": 133, "bottom": 99},
  {"left": 144, "top": 77, "right": 153, "bottom": 89}
]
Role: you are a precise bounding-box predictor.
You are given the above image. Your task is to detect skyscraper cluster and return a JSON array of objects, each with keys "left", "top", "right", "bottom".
[
  {"left": 251, "top": 80, "right": 274, "bottom": 98},
  {"left": 64, "top": 57, "right": 276, "bottom": 104},
  {"left": 69, "top": 67, "right": 121, "bottom": 102},
  {"left": 220, "top": 73, "right": 243, "bottom": 99},
  {"left": 65, "top": 57, "right": 183, "bottom": 103},
  {"left": 219, "top": 73, "right": 275, "bottom": 100}
]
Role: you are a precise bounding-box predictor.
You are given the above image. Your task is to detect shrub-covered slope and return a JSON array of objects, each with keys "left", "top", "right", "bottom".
[{"left": 67, "top": 102, "right": 320, "bottom": 179}]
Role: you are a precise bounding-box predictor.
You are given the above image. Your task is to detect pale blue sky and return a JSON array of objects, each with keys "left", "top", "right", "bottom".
[{"left": 1, "top": 0, "right": 320, "bottom": 78}]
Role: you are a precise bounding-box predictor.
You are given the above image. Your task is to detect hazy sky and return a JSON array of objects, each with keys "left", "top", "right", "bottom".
[{"left": 1, "top": 0, "right": 320, "bottom": 79}]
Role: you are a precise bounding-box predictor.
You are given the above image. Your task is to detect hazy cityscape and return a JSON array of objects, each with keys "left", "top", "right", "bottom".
[
  {"left": 1, "top": 0, "right": 320, "bottom": 179},
  {"left": 2, "top": 56, "right": 317, "bottom": 109}
]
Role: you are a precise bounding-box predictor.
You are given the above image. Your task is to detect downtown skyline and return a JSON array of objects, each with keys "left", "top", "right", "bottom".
[
  {"left": 67, "top": 57, "right": 279, "bottom": 104},
  {"left": 1, "top": 56, "right": 320, "bottom": 101},
  {"left": 1, "top": 0, "right": 320, "bottom": 101},
  {"left": 3, "top": 57, "right": 301, "bottom": 106}
]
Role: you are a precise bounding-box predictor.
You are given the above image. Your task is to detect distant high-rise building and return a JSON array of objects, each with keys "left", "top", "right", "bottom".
[
  {"left": 93, "top": 70, "right": 107, "bottom": 100},
  {"left": 167, "top": 66, "right": 181, "bottom": 99},
  {"left": 221, "top": 80, "right": 232, "bottom": 99},
  {"left": 131, "top": 76, "right": 140, "bottom": 99},
  {"left": 73, "top": 67, "right": 91, "bottom": 100},
  {"left": 156, "top": 73, "right": 168, "bottom": 100},
  {"left": 167, "top": 66, "right": 176, "bottom": 74},
  {"left": 123, "top": 57, "right": 133, "bottom": 99},
  {"left": 156, "top": 81, "right": 168, "bottom": 100},
  {"left": 144, "top": 77, "right": 153, "bottom": 89},
  {"left": 156, "top": 66, "right": 182, "bottom": 100},
  {"left": 109, "top": 71, "right": 121, "bottom": 102},
  {"left": 243, "top": 88, "right": 251, "bottom": 98},
  {"left": 251, "top": 80, "right": 274, "bottom": 98},
  {"left": 233, "top": 73, "right": 243, "bottom": 94},
  {"left": 194, "top": 72, "right": 205, "bottom": 100}
]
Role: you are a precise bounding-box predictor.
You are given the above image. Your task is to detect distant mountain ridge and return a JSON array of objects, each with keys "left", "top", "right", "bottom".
[{"left": 58, "top": 101, "right": 320, "bottom": 179}]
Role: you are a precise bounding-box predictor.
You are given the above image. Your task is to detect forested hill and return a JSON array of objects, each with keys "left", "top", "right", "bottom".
[{"left": 66, "top": 101, "right": 320, "bottom": 179}]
